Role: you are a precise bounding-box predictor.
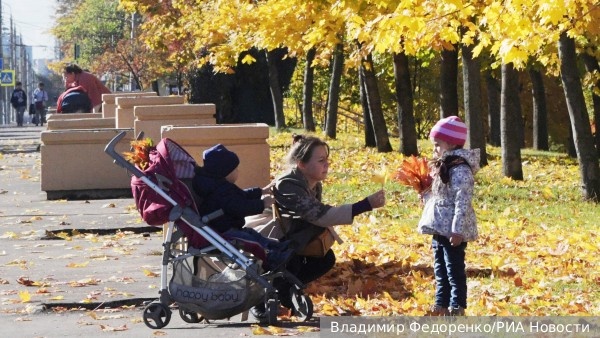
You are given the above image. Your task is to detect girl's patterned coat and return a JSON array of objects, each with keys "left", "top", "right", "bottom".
[{"left": 418, "top": 148, "right": 480, "bottom": 241}]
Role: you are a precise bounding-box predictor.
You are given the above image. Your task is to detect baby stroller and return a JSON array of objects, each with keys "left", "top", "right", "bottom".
[{"left": 104, "top": 131, "right": 313, "bottom": 329}]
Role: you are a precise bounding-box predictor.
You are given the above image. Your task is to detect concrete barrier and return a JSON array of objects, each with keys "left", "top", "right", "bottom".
[
  {"left": 115, "top": 96, "right": 185, "bottom": 129},
  {"left": 47, "top": 113, "right": 102, "bottom": 121},
  {"left": 160, "top": 123, "right": 270, "bottom": 189},
  {"left": 40, "top": 129, "right": 135, "bottom": 200},
  {"left": 102, "top": 92, "right": 157, "bottom": 118},
  {"left": 134, "top": 104, "right": 216, "bottom": 142},
  {"left": 46, "top": 117, "right": 116, "bottom": 131}
]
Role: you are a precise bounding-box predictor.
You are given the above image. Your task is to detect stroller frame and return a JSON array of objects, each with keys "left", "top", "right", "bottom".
[{"left": 105, "top": 131, "right": 313, "bottom": 329}]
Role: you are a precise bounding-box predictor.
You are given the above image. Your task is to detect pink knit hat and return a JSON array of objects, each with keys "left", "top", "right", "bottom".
[{"left": 429, "top": 116, "right": 467, "bottom": 146}]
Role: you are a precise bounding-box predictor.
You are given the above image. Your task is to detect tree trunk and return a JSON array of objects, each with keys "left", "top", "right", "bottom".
[
  {"left": 325, "top": 43, "right": 344, "bottom": 139},
  {"left": 501, "top": 63, "right": 524, "bottom": 180},
  {"left": 302, "top": 48, "right": 316, "bottom": 132},
  {"left": 266, "top": 49, "right": 286, "bottom": 129},
  {"left": 440, "top": 47, "right": 459, "bottom": 118},
  {"left": 151, "top": 80, "right": 160, "bottom": 95},
  {"left": 462, "top": 43, "right": 488, "bottom": 167},
  {"left": 558, "top": 33, "right": 600, "bottom": 201},
  {"left": 360, "top": 53, "right": 392, "bottom": 152},
  {"left": 392, "top": 51, "right": 418, "bottom": 156},
  {"left": 486, "top": 71, "right": 501, "bottom": 146},
  {"left": 360, "top": 69, "right": 376, "bottom": 147},
  {"left": 581, "top": 52, "right": 600, "bottom": 156},
  {"left": 529, "top": 68, "right": 549, "bottom": 150}
]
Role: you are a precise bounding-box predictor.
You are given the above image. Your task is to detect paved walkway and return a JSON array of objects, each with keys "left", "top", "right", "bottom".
[{"left": 0, "top": 123, "right": 320, "bottom": 337}]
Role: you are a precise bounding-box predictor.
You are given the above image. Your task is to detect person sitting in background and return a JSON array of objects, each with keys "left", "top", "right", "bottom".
[
  {"left": 56, "top": 85, "right": 92, "bottom": 114},
  {"left": 63, "top": 63, "right": 111, "bottom": 112},
  {"left": 191, "top": 144, "right": 293, "bottom": 271}
]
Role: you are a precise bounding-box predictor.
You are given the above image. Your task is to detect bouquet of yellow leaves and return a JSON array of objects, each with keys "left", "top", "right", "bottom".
[
  {"left": 393, "top": 155, "right": 432, "bottom": 193},
  {"left": 123, "top": 138, "right": 154, "bottom": 170}
]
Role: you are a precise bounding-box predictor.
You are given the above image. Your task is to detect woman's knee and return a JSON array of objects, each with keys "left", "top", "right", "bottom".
[{"left": 323, "top": 249, "right": 336, "bottom": 270}]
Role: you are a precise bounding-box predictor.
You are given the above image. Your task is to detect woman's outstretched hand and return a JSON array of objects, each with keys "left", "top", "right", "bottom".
[
  {"left": 262, "top": 180, "right": 275, "bottom": 195},
  {"left": 367, "top": 189, "right": 386, "bottom": 209}
]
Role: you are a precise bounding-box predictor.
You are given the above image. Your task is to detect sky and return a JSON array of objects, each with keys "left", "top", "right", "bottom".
[{"left": 2, "top": 0, "right": 57, "bottom": 60}]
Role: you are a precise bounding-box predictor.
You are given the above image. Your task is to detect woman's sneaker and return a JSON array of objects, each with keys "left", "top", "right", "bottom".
[{"left": 250, "top": 303, "right": 268, "bottom": 324}]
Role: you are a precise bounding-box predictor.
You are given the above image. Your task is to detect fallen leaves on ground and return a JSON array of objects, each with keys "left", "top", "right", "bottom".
[{"left": 268, "top": 133, "right": 600, "bottom": 317}]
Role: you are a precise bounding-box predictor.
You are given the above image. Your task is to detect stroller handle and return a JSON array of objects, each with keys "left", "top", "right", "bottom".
[{"left": 104, "top": 130, "right": 145, "bottom": 179}]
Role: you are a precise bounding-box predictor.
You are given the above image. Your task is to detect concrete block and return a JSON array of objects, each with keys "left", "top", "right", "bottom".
[
  {"left": 40, "top": 129, "right": 135, "bottom": 200},
  {"left": 160, "top": 123, "right": 270, "bottom": 189},
  {"left": 46, "top": 118, "right": 116, "bottom": 131},
  {"left": 47, "top": 113, "right": 102, "bottom": 121},
  {"left": 102, "top": 92, "right": 157, "bottom": 118},
  {"left": 115, "top": 96, "right": 185, "bottom": 129},
  {"left": 134, "top": 104, "right": 216, "bottom": 142}
]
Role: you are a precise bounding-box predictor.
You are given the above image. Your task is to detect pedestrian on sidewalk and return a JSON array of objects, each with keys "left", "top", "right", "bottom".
[
  {"left": 10, "top": 81, "right": 27, "bottom": 126},
  {"left": 32, "top": 82, "right": 48, "bottom": 126},
  {"left": 63, "top": 63, "right": 111, "bottom": 113}
]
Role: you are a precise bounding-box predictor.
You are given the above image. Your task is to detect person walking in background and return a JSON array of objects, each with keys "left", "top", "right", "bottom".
[
  {"left": 32, "top": 82, "right": 48, "bottom": 126},
  {"left": 418, "top": 116, "right": 480, "bottom": 316},
  {"left": 10, "top": 81, "right": 27, "bottom": 126},
  {"left": 62, "top": 63, "right": 111, "bottom": 112}
]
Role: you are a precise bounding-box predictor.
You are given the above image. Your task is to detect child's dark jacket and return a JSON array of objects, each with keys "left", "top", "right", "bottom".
[{"left": 192, "top": 168, "right": 264, "bottom": 233}]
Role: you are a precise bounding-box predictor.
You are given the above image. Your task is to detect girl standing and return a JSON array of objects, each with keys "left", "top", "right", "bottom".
[{"left": 419, "top": 116, "right": 480, "bottom": 316}]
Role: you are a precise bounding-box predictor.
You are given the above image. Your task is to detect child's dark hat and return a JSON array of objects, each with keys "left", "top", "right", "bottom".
[{"left": 202, "top": 144, "right": 239, "bottom": 178}]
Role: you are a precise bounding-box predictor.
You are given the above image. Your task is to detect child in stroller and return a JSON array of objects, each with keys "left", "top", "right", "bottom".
[
  {"left": 106, "top": 132, "right": 312, "bottom": 328},
  {"left": 192, "top": 144, "right": 294, "bottom": 272}
]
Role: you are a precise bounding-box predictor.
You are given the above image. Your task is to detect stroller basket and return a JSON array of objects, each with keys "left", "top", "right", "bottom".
[{"left": 170, "top": 254, "right": 264, "bottom": 320}]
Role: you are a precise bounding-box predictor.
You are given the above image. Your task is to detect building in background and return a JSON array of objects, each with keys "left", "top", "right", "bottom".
[{"left": 0, "top": 19, "right": 40, "bottom": 125}]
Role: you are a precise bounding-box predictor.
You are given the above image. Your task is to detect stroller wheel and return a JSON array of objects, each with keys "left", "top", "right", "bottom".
[
  {"left": 267, "top": 299, "right": 278, "bottom": 325},
  {"left": 290, "top": 288, "right": 313, "bottom": 321},
  {"left": 179, "top": 308, "right": 202, "bottom": 323},
  {"left": 143, "top": 301, "right": 172, "bottom": 329}
]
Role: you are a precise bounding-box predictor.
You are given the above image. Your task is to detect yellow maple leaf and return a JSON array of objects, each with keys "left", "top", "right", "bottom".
[
  {"left": 55, "top": 231, "right": 72, "bottom": 241},
  {"left": 267, "top": 326, "right": 286, "bottom": 334},
  {"left": 541, "top": 187, "right": 555, "bottom": 200},
  {"left": 19, "top": 290, "right": 31, "bottom": 303},
  {"left": 297, "top": 326, "right": 319, "bottom": 332},
  {"left": 143, "top": 269, "right": 159, "bottom": 277},
  {"left": 371, "top": 167, "right": 388, "bottom": 186},
  {"left": 241, "top": 54, "right": 256, "bottom": 65},
  {"left": 2, "top": 231, "right": 19, "bottom": 239},
  {"left": 251, "top": 324, "right": 273, "bottom": 335},
  {"left": 66, "top": 261, "right": 89, "bottom": 268}
]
